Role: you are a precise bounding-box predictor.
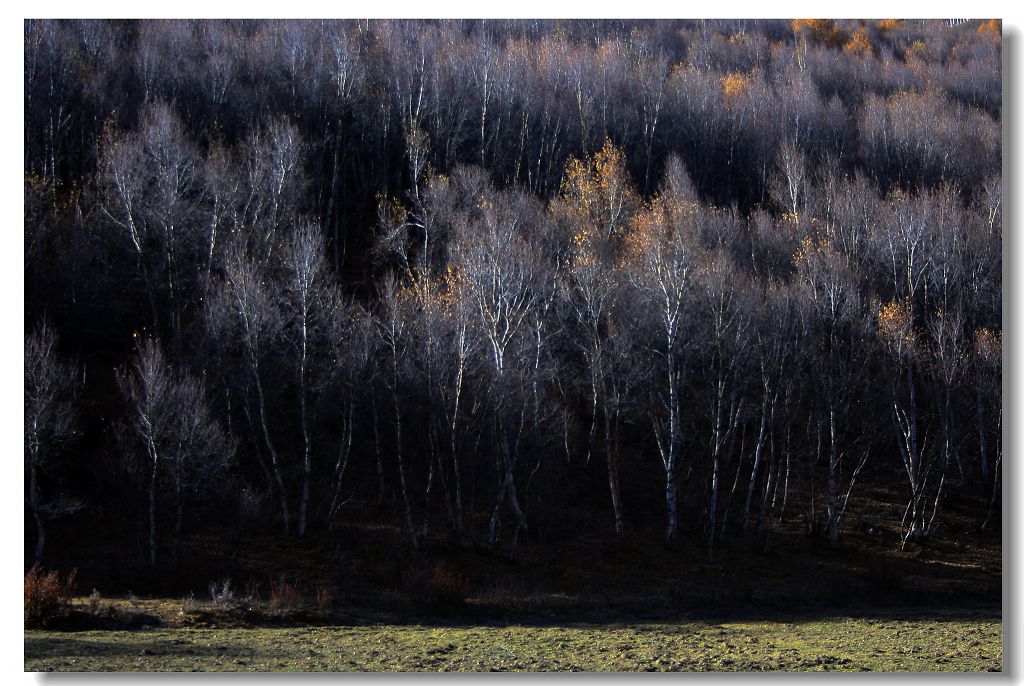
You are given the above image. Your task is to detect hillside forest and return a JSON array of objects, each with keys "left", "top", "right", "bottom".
[{"left": 25, "top": 19, "right": 1001, "bottom": 600}]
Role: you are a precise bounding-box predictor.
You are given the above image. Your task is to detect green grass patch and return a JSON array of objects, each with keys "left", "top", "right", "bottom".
[{"left": 26, "top": 610, "right": 1000, "bottom": 672}]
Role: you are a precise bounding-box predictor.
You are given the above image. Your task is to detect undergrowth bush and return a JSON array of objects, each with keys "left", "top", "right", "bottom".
[
  {"left": 428, "top": 561, "right": 470, "bottom": 606},
  {"left": 25, "top": 566, "right": 77, "bottom": 628},
  {"left": 315, "top": 585, "right": 334, "bottom": 611},
  {"left": 180, "top": 591, "right": 200, "bottom": 614},
  {"left": 270, "top": 578, "right": 302, "bottom": 611},
  {"left": 208, "top": 578, "right": 238, "bottom": 610}
]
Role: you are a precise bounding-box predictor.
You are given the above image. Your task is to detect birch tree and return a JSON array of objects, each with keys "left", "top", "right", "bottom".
[
  {"left": 24, "top": 322, "right": 79, "bottom": 565},
  {"left": 206, "top": 250, "right": 291, "bottom": 533},
  {"left": 117, "top": 340, "right": 232, "bottom": 568},
  {"left": 281, "top": 220, "right": 330, "bottom": 536},
  {"left": 625, "top": 192, "right": 701, "bottom": 544},
  {"left": 454, "top": 194, "right": 540, "bottom": 548}
]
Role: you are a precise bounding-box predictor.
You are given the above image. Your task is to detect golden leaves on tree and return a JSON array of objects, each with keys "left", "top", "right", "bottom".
[
  {"left": 558, "top": 139, "right": 638, "bottom": 241},
  {"left": 973, "top": 327, "right": 1001, "bottom": 363},
  {"left": 843, "top": 28, "right": 876, "bottom": 58},
  {"left": 977, "top": 20, "right": 1001, "bottom": 40},
  {"left": 791, "top": 19, "right": 849, "bottom": 50},
  {"left": 876, "top": 19, "right": 903, "bottom": 35},
  {"left": 876, "top": 298, "right": 916, "bottom": 357},
  {"left": 720, "top": 72, "right": 751, "bottom": 103}
]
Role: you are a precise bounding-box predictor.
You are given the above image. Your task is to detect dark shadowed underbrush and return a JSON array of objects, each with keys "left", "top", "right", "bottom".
[
  {"left": 863, "top": 557, "right": 906, "bottom": 598},
  {"left": 26, "top": 571, "right": 161, "bottom": 631},
  {"left": 25, "top": 566, "right": 77, "bottom": 628},
  {"left": 175, "top": 576, "right": 337, "bottom": 626},
  {"left": 403, "top": 560, "right": 472, "bottom": 611}
]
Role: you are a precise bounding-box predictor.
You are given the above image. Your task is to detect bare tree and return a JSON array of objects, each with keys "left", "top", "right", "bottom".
[
  {"left": 625, "top": 191, "right": 701, "bottom": 545},
  {"left": 238, "top": 117, "right": 306, "bottom": 263},
  {"left": 973, "top": 328, "right": 1002, "bottom": 530},
  {"left": 24, "top": 322, "right": 79, "bottom": 565},
  {"left": 794, "top": 233, "right": 868, "bottom": 548},
  {"left": 453, "top": 193, "right": 540, "bottom": 548},
  {"left": 768, "top": 138, "right": 809, "bottom": 218},
  {"left": 373, "top": 274, "right": 419, "bottom": 550},
  {"left": 561, "top": 220, "right": 628, "bottom": 535},
  {"left": 199, "top": 142, "right": 242, "bottom": 300},
  {"left": 742, "top": 282, "right": 796, "bottom": 535},
  {"left": 96, "top": 101, "right": 204, "bottom": 343},
  {"left": 280, "top": 220, "right": 331, "bottom": 536},
  {"left": 694, "top": 252, "right": 751, "bottom": 555},
  {"left": 117, "top": 339, "right": 232, "bottom": 568},
  {"left": 324, "top": 298, "right": 373, "bottom": 527},
  {"left": 206, "top": 250, "right": 291, "bottom": 533},
  {"left": 629, "top": 39, "right": 669, "bottom": 191},
  {"left": 923, "top": 306, "right": 966, "bottom": 538}
]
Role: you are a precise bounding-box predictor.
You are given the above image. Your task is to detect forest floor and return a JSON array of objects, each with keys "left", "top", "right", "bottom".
[{"left": 25, "top": 605, "right": 1001, "bottom": 672}]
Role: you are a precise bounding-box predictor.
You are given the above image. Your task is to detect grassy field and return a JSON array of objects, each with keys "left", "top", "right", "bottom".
[{"left": 26, "top": 609, "right": 1001, "bottom": 672}]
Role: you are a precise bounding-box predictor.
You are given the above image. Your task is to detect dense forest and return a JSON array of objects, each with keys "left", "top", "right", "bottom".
[{"left": 25, "top": 19, "right": 1001, "bottom": 590}]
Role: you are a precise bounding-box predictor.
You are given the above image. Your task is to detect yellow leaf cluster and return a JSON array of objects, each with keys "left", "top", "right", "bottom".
[
  {"left": 791, "top": 19, "right": 849, "bottom": 49},
  {"left": 792, "top": 233, "right": 831, "bottom": 266},
  {"left": 843, "top": 27, "right": 876, "bottom": 58},
  {"left": 720, "top": 72, "right": 751, "bottom": 102},
  {"left": 559, "top": 139, "right": 637, "bottom": 239},
  {"left": 401, "top": 274, "right": 460, "bottom": 321},
  {"left": 792, "top": 236, "right": 812, "bottom": 266},
  {"left": 622, "top": 203, "right": 666, "bottom": 262},
  {"left": 977, "top": 19, "right": 1001, "bottom": 41},
  {"left": 594, "top": 143, "right": 627, "bottom": 196},
  {"left": 904, "top": 39, "right": 929, "bottom": 62},
  {"left": 669, "top": 61, "right": 689, "bottom": 81},
  {"left": 876, "top": 19, "right": 903, "bottom": 34},
  {"left": 973, "top": 327, "right": 1001, "bottom": 362},
  {"left": 876, "top": 299, "right": 915, "bottom": 351},
  {"left": 560, "top": 156, "right": 597, "bottom": 214},
  {"left": 570, "top": 226, "right": 599, "bottom": 273},
  {"left": 377, "top": 194, "right": 409, "bottom": 227}
]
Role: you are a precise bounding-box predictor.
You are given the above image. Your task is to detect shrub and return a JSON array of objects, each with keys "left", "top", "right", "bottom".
[
  {"left": 242, "top": 578, "right": 262, "bottom": 607},
  {"left": 25, "top": 566, "right": 77, "bottom": 628},
  {"left": 180, "top": 591, "right": 200, "bottom": 614},
  {"left": 428, "top": 561, "right": 470, "bottom": 607},
  {"left": 270, "top": 578, "right": 302, "bottom": 611},
  {"left": 314, "top": 585, "right": 334, "bottom": 611},
  {"left": 208, "top": 578, "right": 238, "bottom": 610},
  {"left": 88, "top": 588, "right": 102, "bottom": 613}
]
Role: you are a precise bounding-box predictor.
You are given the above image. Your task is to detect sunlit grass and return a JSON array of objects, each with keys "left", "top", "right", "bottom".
[{"left": 26, "top": 611, "right": 1000, "bottom": 672}]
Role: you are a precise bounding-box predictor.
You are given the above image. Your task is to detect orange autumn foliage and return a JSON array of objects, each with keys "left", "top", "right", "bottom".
[
  {"left": 559, "top": 139, "right": 638, "bottom": 240},
  {"left": 977, "top": 19, "right": 1001, "bottom": 41},
  {"left": 973, "top": 327, "right": 1001, "bottom": 363},
  {"left": 877, "top": 299, "right": 917, "bottom": 356},
  {"left": 876, "top": 18, "right": 903, "bottom": 34},
  {"left": 844, "top": 27, "right": 876, "bottom": 58},
  {"left": 791, "top": 19, "right": 849, "bottom": 49},
  {"left": 720, "top": 72, "right": 751, "bottom": 101}
]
